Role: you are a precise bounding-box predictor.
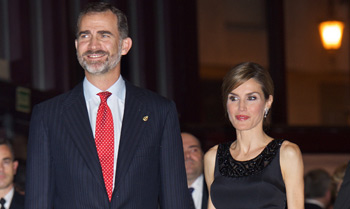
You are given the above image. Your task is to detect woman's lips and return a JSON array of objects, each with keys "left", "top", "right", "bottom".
[{"left": 235, "top": 115, "right": 250, "bottom": 121}]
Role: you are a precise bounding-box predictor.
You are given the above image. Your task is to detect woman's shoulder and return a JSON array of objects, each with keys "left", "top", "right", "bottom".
[
  {"left": 205, "top": 144, "right": 218, "bottom": 156},
  {"left": 204, "top": 145, "right": 219, "bottom": 163},
  {"left": 279, "top": 140, "right": 302, "bottom": 161}
]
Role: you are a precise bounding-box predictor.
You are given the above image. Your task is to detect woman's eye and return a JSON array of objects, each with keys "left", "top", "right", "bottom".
[
  {"left": 248, "top": 96, "right": 257, "bottom": 101},
  {"left": 229, "top": 96, "right": 238, "bottom": 101}
]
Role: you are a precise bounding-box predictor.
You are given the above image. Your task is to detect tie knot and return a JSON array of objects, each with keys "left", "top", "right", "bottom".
[
  {"left": 97, "top": 91, "right": 112, "bottom": 102},
  {"left": 188, "top": 187, "right": 194, "bottom": 194}
]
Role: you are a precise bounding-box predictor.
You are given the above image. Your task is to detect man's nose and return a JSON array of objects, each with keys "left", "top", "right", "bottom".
[
  {"left": 88, "top": 36, "right": 100, "bottom": 50},
  {"left": 0, "top": 163, "right": 4, "bottom": 171},
  {"left": 184, "top": 150, "right": 191, "bottom": 159}
]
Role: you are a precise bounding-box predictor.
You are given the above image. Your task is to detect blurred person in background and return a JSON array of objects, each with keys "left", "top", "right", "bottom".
[
  {"left": 332, "top": 163, "right": 347, "bottom": 196},
  {"left": 333, "top": 161, "right": 350, "bottom": 209},
  {"left": 304, "top": 169, "right": 333, "bottom": 209},
  {"left": 0, "top": 137, "right": 24, "bottom": 209},
  {"left": 182, "top": 132, "right": 208, "bottom": 209}
]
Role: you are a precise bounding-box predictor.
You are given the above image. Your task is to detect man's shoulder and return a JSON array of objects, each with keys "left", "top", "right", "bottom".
[
  {"left": 10, "top": 190, "right": 25, "bottom": 209},
  {"left": 125, "top": 81, "right": 173, "bottom": 105},
  {"left": 35, "top": 82, "right": 83, "bottom": 108}
]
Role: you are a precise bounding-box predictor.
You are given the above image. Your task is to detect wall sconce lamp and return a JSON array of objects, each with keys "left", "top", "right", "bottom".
[
  {"left": 319, "top": 0, "right": 344, "bottom": 50},
  {"left": 319, "top": 20, "right": 344, "bottom": 50}
]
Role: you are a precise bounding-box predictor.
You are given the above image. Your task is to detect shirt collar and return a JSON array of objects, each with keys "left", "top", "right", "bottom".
[
  {"left": 83, "top": 76, "right": 125, "bottom": 101},
  {"left": 2, "top": 187, "right": 14, "bottom": 208},
  {"left": 189, "top": 174, "right": 204, "bottom": 191},
  {"left": 305, "top": 199, "right": 325, "bottom": 209}
]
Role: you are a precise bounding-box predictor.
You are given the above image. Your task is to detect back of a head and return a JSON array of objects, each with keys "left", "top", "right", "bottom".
[{"left": 304, "top": 169, "right": 332, "bottom": 199}]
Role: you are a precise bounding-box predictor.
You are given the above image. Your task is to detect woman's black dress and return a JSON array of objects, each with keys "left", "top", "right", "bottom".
[{"left": 210, "top": 139, "right": 287, "bottom": 209}]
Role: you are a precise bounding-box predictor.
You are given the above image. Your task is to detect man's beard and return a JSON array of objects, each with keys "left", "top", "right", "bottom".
[{"left": 77, "top": 43, "right": 123, "bottom": 75}]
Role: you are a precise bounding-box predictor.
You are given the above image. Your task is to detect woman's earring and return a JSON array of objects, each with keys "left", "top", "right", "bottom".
[{"left": 264, "top": 109, "right": 269, "bottom": 118}]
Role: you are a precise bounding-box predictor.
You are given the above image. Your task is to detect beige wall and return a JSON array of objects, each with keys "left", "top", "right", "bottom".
[
  {"left": 303, "top": 153, "right": 349, "bottom": 175},
  {"left": 287, "top": 72, "right": 350, "bottom": 126}
]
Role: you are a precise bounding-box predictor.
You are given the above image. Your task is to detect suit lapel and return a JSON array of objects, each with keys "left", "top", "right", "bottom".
[
  {"left": 9, "top": 191, "right": 24, "bottom": 209},
  {"left": 114, "top": 82, "right": 148, "bottom": 191},
  {"left": 63, "top": 83, "right": 105, "bottom": 189},
  {"left": 202, "top": 177, "right": 208, "bottom": 209}
]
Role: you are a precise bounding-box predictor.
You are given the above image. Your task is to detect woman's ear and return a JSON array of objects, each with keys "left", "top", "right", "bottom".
[{"left": 266, "top": 95, "right": 273, "bottom": 109}]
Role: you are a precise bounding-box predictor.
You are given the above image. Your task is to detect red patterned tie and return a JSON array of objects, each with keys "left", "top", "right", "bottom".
[{"left": 95, "top": 91, "right": 114, "bottom": 201}]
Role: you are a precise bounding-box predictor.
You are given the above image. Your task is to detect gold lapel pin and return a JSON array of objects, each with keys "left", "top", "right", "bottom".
[{"left": 143, "top": 116, "right": 149, "bottom": 121}]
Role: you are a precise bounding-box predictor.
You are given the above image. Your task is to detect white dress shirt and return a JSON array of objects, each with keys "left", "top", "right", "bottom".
[
  {"left": 83, "top": 76, "right": 126, "bottom": 190},
  {"left": 1, "top": 187, "right": 14, "bottom": 209},
  {"left": 190, "top": 174, "right": 204, "bottom": 209},
  {"left": 305, "top": 198, "right": 325, "bottom": 209}
]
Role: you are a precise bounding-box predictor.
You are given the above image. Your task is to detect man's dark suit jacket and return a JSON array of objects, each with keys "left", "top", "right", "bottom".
[
  {"left": 201, "top": 178, "right": 208, "bottom": 209},
  {"left": 10, "top": 190, "right": 24, "bottom": 209},
  {"left": 25, "top": 81, "right": 191, "bottom": 209},
  {"left": 305, "top": 203, "right": 323, "bottom": 209},
  {"left": 334, "top": 161, "right": 350, "bottom": 209}
]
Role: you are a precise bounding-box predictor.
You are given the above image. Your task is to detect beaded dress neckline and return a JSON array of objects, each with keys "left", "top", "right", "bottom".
[{"left": 217, "top": 139, "right": 284, "bottom": 178}]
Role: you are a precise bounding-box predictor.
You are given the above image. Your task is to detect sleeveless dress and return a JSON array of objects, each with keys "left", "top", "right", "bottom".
[{"left": 210, "top": 139, "right": 286, "bottom": 209}]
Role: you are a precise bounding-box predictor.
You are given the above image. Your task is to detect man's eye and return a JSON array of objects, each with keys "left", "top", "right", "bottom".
[
  {"left": 3, "top": 159, "right": 11, "bottom": 165},
  {"left": 80, "top": 34, "right": 89, "bottom": 39},
  {"left": 101, "top": 34, "right": 111, "bottom": 38}
]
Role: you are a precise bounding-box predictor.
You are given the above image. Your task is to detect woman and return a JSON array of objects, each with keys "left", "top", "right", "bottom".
[{"left": 204, "top": 62, "right": 304, "bottom": 209}]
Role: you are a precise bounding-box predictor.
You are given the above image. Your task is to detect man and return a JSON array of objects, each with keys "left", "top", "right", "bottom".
[
  {"left": 182, "top": 132, "right": 208, "bottom": 209},
  {"left": 25, "top": 2, "right": 190, "bottom": 209},
  {"left": 333, "top": 161, "right": 350, "bottom": 209},
  {"left": 0, "top": 138, "right": 24, "bottom": 209},
  {"left": 304, "top": 169, "right": 333, "bottom": 209}
]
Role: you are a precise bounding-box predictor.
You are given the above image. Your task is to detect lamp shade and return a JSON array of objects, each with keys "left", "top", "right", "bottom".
[{"left": 319, "top": 20, "right": 344, "bottom": 50}]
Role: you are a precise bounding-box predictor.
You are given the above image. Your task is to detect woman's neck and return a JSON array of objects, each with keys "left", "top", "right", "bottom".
[{"left": 232, "top": 129, "right": 272, "bottom": 160}]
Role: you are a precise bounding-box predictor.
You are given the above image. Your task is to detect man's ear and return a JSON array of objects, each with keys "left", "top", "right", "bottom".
[
  {"left": 121, "top": 37, "right": 132, "bottom": 55},
  {"left": 13, "top": 160, "right": 19, "bottom": 175}
]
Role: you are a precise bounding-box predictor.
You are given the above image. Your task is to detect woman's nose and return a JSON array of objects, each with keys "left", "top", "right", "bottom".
[{"left": 239, "top": 101, "right": 246, "bottom": 111}]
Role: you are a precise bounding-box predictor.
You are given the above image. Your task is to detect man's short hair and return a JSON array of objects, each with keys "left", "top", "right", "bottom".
[
  {"left": 76, "top": 2, "right": 129, "bottom": 39},
  {"left": 304, "top": 169, "right": 332, "bottom": 198},
  {"left": 0, "top": 137, "right": 15, "bottom": 159}
]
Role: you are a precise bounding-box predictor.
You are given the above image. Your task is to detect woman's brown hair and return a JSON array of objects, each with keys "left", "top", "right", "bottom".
[{"left": 222, "top": 62, "right": 274, "bottom": 121}]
